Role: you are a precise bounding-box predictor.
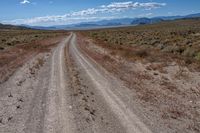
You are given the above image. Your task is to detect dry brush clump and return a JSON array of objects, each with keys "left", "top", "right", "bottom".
[
  {"left": 0, "top": 29, "right": 68, "bottom": 50},
  {"left": 78, "top": 18, "right": 200, "bottom": 132},
  {"left": 82, "top": 18, "right": 200, "bottom": 70}
]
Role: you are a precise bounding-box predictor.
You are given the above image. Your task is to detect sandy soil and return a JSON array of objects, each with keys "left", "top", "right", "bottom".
[
  {"left": 78, "top": 33, "right": 200, "bottom": 133},
  {"left": 0, "top": 36, "right": 64, "bottom": 83},
  {"left": 68, "top": 33, "right": 151, "bottom": 133},
  {"left": 0, "top": 33, "right": 154, "bottom": 133},
  {"left": 2, "top": 32, "right": 198, "bottom": 133}
]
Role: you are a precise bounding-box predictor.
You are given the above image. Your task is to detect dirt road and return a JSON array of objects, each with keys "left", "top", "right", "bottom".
[{"left": 0, "top": 33, "right": 152, "bottom": 133}]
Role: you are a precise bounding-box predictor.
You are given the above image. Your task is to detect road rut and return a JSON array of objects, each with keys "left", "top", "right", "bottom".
[
  {"left": 0, "top": 33, "right": 152, "bottom": 133},
  {"left": 69, "top": 33, "right": 152, "bottom": 133}
]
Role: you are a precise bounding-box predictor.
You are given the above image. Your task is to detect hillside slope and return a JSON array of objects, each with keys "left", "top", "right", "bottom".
[{"left": 0, "top": 23, "right": 30, "bottom": 30}]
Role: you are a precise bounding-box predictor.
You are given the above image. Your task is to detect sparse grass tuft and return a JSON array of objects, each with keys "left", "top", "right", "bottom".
[
  {"left": 0, "top": 29, "right": 68, "bottom": 50},
  {"left": 195, "top": 52, "right": 200, "bottom": 61},
  {"left": 82, "top": 18, "right": 200, "bottom": 70}
]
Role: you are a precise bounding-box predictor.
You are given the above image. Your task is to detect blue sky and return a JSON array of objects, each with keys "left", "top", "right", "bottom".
[{"left": 1, "top": 0, "right": 200, "bottom": 26}]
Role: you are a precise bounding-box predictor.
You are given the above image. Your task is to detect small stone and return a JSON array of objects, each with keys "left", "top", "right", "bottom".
[
  {"left": 18, "top": 98, "right": 24, "bottom": 102},
  {"left": 8, "top": 93, "right": 13, "bottom": 98},
  {"left": 8, "top": 117, "right": 13, "bottom": 121},
  {"left": 16, "top": 105, "right": 21, "bottom": 109}
]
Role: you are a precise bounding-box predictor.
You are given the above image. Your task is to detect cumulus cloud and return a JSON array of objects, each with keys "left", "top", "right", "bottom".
[
  {"left": 72, "top": 1, "right": 166, "bottom": 16},
  {"left": 20, "top": 0, "right": 30, "bottom": 4},
  {"left": 101, "top": 1, "right": 166, "bottom": 10},
  {"left": 7, "top": 1, "right": 166, "bottom": 25}
]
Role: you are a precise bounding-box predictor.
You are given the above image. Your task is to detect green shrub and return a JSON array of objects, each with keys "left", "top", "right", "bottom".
[
  {"left": 174, "top": 46, "right": 185, "bottom": 54},
  {"left": 195, "top": 52, "right": 200, "bottom": 61},
  {"left": 182, "top": 47, "right": 196, "bottom": 57},
  {"left": 163, "top": 46, "right": 175, "bottom": 53}
]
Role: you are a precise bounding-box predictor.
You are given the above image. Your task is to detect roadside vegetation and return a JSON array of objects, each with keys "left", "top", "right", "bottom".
[
  {"left": 0, "top": 29, "right": 67, "bottom": 50},
  {"left": 79, "top": 18, "right": 200, "bottom": 132},
  {"left": 0, "top": 28, "right": 68, "bottom": 83},
  {"left": 82, "top": 18, "right": 200, "bottom": 69}
]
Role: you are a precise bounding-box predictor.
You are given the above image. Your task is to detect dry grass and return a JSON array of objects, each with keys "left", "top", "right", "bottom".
[
  {"left": 77, "top": 19, "right": 200, "bottom": 132},
  {"left": 0, "top": 29, "right": 68, "bottom": 50},
  {"left": 81, "top": 18, "right": 200, "bottom": 70},
  {"left": 0, "top": 30, "right": 68, "bottom": 83}
]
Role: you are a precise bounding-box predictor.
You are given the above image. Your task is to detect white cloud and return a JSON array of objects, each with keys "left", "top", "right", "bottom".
[
  {"left": 101, "top": 1, "right": 166, "bottom": 10},
  {"left": 70, "top": 8, "right": 99, "bottom": 16},
  {"left": 7, "top": 1, "right": 166, "bottom": 25},
  {"left": 20, "top": 0, "right": 30, "bottom": 4}
]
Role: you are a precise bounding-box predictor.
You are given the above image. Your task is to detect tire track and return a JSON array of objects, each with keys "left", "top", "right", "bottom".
[
  {"left": 43, "top": 34, "right": 76, "bottom": 133},
  {"left": 69, "top": 33, "right": 152, "bottom": 133}
]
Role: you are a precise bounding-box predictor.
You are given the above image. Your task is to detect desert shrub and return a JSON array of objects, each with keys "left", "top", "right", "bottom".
[
  {"left": 195, "top": 52, "right": 200, "bottom": 61},
  {"left": 37, "top": 58, "right": 44, "bottom": 66},
  {"left": 182, "top": 47, "right": 196, "bottom": 57},
  {"left": 104, "top": 38, "right": 108, "bottom": 42},
  {"left": 91, "top": 32, "right": 98, "bottom": 37},
  {"left": 163, "top": 46, "right": 175, "bottom": 53},
  {"left": 157, "top": 43, "right": 165, "bottom": 50},
  {"left": 184, "top": 58, "right": 193, "bottom": 65},
  {"left": 135, "top": 49, "right": 148, "bottom": 58},
  {"left": 1, "top": 39, "right": 6, "bottom": 42},
  {"left": 173, "top": 46, "right": 185, "bottom": 54},
  {"left": 0, "top": 47, "right": 4, "bottom": 50},
  {"left": 13, "top": 40, "right": 20, "bottom": 44},
  {"left": 6, "top": 42, "right": 13, "bottom": 46},
  {"left": 150, "top": 40, "right": 160, "bottom": 46}
]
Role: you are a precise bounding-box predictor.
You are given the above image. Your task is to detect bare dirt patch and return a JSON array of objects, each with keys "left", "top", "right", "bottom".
[
  {"left": 0, "top": 35, "right": 67, "bottom": 83},
  {"left": 64, "top": 39, "right": 101, "bottom": 131}
]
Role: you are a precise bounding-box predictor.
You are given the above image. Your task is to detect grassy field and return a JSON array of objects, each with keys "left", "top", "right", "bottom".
[
  {"left": 82, "top": 18, "right": 200, "bottom": 68},
  {"left": 0, "top": 29, "right": 67, "bottom": 50}
]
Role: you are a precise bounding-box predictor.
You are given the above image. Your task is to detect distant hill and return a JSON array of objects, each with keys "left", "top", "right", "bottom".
[
  {"left": 90, "top": 18, "right": 134, "bottom": 25},
  {"left": 155, "top": 13, "right": 200, "bottom": 20},
  {"left": 16, "top": 12, "right": 200, "bottom": 30},
  {"left": 0, "top": 23, "right": 30, "bottom": 30},
  {"left": 131, "top": 18, "right": 163, "bottom": 25},
  {"left": 74, "top": 23, "right": 100, "bottom": 28},
  {"left": 185, "top": 13, "right": 200, "bottom": 18},
  {"left": 64, "top": 13, "right": 200, "bottom": 29}
]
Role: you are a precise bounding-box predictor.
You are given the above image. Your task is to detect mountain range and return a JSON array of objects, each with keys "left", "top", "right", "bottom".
[
  {"left": 0, "top": 23, "right": 30, "bottom": 30},
  {"left": 35, "top": 13, "right": 200, "bottom": 30},
  {"left": 1, "top": 13, "right": 200, "bottom": 30}
]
